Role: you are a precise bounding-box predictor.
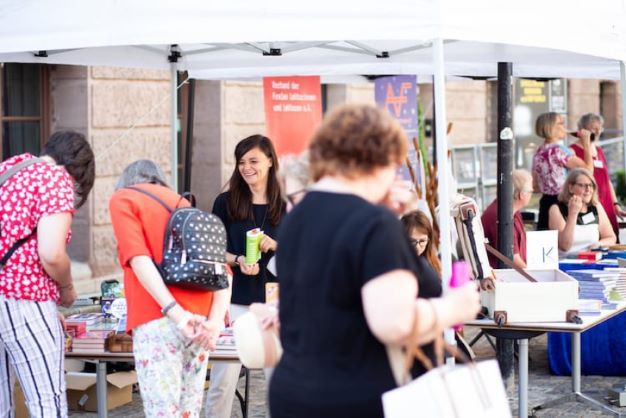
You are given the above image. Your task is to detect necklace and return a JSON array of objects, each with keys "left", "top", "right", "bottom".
[{"left": 252, "top": 204, "right": 268, "bottom": 230}]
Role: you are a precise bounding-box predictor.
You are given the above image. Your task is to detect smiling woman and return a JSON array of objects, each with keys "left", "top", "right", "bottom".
[
  {"left": 205, "top": 134, "right": 285, "bottom": 418},
  {"left": 548, "top": 168, "right": 616, "bottom": 257}
]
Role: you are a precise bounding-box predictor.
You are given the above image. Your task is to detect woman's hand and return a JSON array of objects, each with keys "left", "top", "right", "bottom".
[
  {"left": 197, "top": 317, "right": 224, "bottom": 351},
  {"left": 578, "top": 129, "right": 592, "bottom": 148},
  {"left": 58, "top": 284, "right": 77, "bottom": 308},
  {"left": 259, "top": 235, "right": 277, "bottom": 253},
  {"left": 381, "top": 179, "right": 416, "bottom": 215},
  {"left": 239, "top": 262, "right": 260, "bottom": 276},
  {"left": 443, "top": 282, "right": 481, "bottom": 325},
  {"left": 479, "top": 277, "right": 495, "bottom": 291},
  {"left": 568, "top": 195, "right": 583, "bottom": 218},
  {"left": 57, "top": 311, "right": 67, "bottom": 331}
]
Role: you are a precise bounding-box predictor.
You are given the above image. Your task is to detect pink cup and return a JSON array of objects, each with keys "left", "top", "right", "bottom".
[{"left": 449, "top": 261, "right": 471, "bottom": 288}]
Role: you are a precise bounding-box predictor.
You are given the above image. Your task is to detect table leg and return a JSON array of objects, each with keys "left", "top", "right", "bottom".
[
  {"left": 518, "top": 338, "right": 528, "bottom": 418},
  {"left": 532, "top": 331, "right": 620, "bottom": 417},
  {"left": 571, "top": 331, "right": 581, "bottom": 393},
  {"left": 96, "top": 361, "right": 108, "bottom": 418}
]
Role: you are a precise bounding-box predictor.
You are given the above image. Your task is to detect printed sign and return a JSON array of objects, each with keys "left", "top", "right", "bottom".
[
  {"left": 526, "top": 230, "right": 559, "bottom": 269},
  {"left": 374, "top": 75, "right": 419, "bottom": 182},
  {"left": 263, "top": 76, "right": 322, "bottom": 156}
]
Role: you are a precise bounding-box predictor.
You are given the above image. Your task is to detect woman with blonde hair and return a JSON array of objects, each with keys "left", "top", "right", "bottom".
[
  {"left": 549, "top": 168, "right": 616, "bottom": 257},
  {"left": 532, "top": 112, "right": 593, "bottom": 230},
  {"left": 269, "top": 104, "right": 480, "bottom": 418}
]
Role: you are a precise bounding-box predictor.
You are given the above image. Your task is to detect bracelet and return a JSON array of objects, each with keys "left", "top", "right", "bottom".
[
  {"left": 235, "top": 255, "right": 242, "bottom": 265},
  {"left": 176, "top": 311, "right": 193, "bottom": 330},
  {"left": 614, "top": 202, "right": 620, "bottom": 207},
  {"left": 161, "top": 301, "right": 178, "bottom": 316}
]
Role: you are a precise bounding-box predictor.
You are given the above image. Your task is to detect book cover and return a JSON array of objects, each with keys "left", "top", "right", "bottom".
[{"left": 73, "top": 330, "right": 112, "bottom": 343}]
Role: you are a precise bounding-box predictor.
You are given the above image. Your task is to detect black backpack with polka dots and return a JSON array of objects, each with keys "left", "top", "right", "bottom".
[{"left": 126, "top": 186, "right": 229, "bottom": 291}]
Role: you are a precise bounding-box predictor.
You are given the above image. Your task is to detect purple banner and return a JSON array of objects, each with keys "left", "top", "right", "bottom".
[{"left": 375, "top": 75, "right": 419, "bottom": 181}]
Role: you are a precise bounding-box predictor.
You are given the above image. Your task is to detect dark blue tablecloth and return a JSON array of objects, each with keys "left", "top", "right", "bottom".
[{"left": 548, "top": 311, "right": 626, "bottom": 376}]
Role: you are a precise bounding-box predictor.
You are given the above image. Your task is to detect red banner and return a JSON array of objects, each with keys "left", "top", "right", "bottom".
[{"left": 263, "top": 76, "right": 322, "bottom": 156}]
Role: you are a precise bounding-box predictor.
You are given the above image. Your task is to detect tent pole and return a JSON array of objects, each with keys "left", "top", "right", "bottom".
[
  {"left": 171, "top": 62, "right": 179, "bottom": 191},
  {"left": 495, "top": 61, "right": 515, "bottom": 384},
  {"left": 183, "top": 78, "right": 196, "bottom": 194},
  {"left": 432, "top": 38, "right": 455, "bottom": 352},
  {"left": 433, "top": 38, "right": 450, "bottom": 291},
  {"left": 619, "top": 61, "right": 626, "bottom": 171}
]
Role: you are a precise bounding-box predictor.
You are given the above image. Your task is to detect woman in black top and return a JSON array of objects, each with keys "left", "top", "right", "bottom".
[
  {"left": 548, "top": 168, "right": 615, "bottom": 257},
  {"left": 269, "top": 104, "right": 480, "bottom": 418},
  {"left": 206, "top": 134, "right": 285, "bottom": 418}
]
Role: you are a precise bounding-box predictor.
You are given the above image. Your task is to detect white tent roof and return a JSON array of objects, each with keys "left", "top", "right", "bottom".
[{"left": 0, "top": 0, "right": 624, "bottom": 79}]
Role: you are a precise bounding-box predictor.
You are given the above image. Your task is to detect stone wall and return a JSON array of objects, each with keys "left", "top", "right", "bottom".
[
  {"left": 89, "top": 67, "right": 171, "bottom": 279},
  {"left": 601, "top": 81, "right": 624, "bottom": 136},
  {"left": 567, "top": 80, "right": 601, "bottom": 129},
  {"left": 53, "top": 66, "right": 172, "bottom": 293}
]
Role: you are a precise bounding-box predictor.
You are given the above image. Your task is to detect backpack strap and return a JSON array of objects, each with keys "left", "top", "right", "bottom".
[
  {"left": 0, "top": 158, "right": 45, "bottom": 269},
  {"left": 125, "top": 186, "right": 173, "bottom": 213},
  {"left": 0, "top": 158, "right": 44, "bottom": 188}
]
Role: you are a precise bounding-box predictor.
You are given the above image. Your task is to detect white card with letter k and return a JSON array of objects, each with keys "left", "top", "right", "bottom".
[{"left": 526, "top": 230, "right": 559, "bottom": 269}]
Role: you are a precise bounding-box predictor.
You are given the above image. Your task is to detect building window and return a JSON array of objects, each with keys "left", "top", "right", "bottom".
[{"left": 0, "top": 63, "right": 50, "bottom": 160}]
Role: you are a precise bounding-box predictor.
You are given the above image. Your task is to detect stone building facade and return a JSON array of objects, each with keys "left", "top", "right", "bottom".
[{"left": 5, "top": 64, "right": 623, "bottom": 292}]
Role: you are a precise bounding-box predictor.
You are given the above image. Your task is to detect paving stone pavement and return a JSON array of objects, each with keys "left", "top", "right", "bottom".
[{"left": 69, "top": 328, "right": 626, "bottom": 418}]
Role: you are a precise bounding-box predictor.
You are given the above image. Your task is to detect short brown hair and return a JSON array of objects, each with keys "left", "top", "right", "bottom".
[
  {"left": 535, "top": 112, "right": 561, "bottom": 139},
  {"left": 558, "top": 168, "right": 598, "bottom": 206},
  {"left": 309, "top": 104, "right": 407, "bottom": 181}
]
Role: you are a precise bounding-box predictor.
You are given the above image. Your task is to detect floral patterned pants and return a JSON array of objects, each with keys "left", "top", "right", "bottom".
[{"left": 133, "top": 317, "right": 209, "bottom": 418}]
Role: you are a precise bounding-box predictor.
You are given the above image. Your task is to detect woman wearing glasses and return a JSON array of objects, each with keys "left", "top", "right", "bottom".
[
  {"left": 571, "top": 113, "right": 624, "bottom": 238},
  {"left": 481, "top": 169, "right": 533, "bottom": 269},
  {"left": 549, "top": 168, "right": 616, "bottom": 257},
  {"left": 401, "top": 210, "right": 441, "bottom": 275}
]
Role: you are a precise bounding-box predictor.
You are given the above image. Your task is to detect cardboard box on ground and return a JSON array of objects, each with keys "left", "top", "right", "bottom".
[{"left": 13, "top": 359, "right": 137, "bottom": 415}]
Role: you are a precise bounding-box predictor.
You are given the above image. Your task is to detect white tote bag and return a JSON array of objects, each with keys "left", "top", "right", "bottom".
[{"left": 383, "top": 337, "right": 511, "bottom": 418}]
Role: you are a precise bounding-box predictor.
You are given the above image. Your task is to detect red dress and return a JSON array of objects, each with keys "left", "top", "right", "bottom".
[{"left": 571, "top": 143, "right": 619, "bottom": 236}]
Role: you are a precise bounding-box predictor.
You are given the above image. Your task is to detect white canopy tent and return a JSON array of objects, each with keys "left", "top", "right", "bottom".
[{"left": 1, "top": 0, "right": 626, "bottom": 302}]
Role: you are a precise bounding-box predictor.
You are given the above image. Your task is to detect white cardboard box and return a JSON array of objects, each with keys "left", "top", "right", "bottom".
[{"left": 481, "top": 269, "right": 579, "bottom": 324}]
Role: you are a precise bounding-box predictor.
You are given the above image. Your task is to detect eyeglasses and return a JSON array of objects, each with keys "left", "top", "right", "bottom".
[
  {"left": 410, "top": 238, "right": 429, "bottom": 248},
  {"left": 574, "top": 182, "right": 595, "bottom": 191}
]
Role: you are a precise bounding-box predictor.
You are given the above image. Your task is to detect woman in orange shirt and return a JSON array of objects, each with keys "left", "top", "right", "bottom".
[{"left": 109, "top": 160, "right": 231, "bottom": 418}]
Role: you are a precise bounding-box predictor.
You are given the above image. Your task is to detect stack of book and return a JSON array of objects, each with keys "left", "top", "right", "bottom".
[
  {"left": 65, "top": 313, "right": 104, "bottom": 337},
  {"left": 71, "top": 330, "right": 112, "bottom": 353},
  {"left": 578, "top": 299, "right": 603, "bottom": 316},
  {"left": 604, "top": 267, "right": 626, "bottom": 300},
  {"left": 216, "top": 327, "right": 236, "bottom": 352},
  {"left": 567, "top": 269, "right": 619, "bottom": 302}
]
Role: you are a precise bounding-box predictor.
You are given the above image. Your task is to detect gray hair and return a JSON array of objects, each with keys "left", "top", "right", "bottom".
[
  {"left": 512, "top": 169, "right": 533, "bottom": 199},
  {"left": 115, "top": 159, "right": 169, "bottom": 190},
  {"left": 577, "top": 113, "right": 604, "bottom": 130},
  {"left": 279, "top": 151, "right": 311, "bottom": 191}
]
